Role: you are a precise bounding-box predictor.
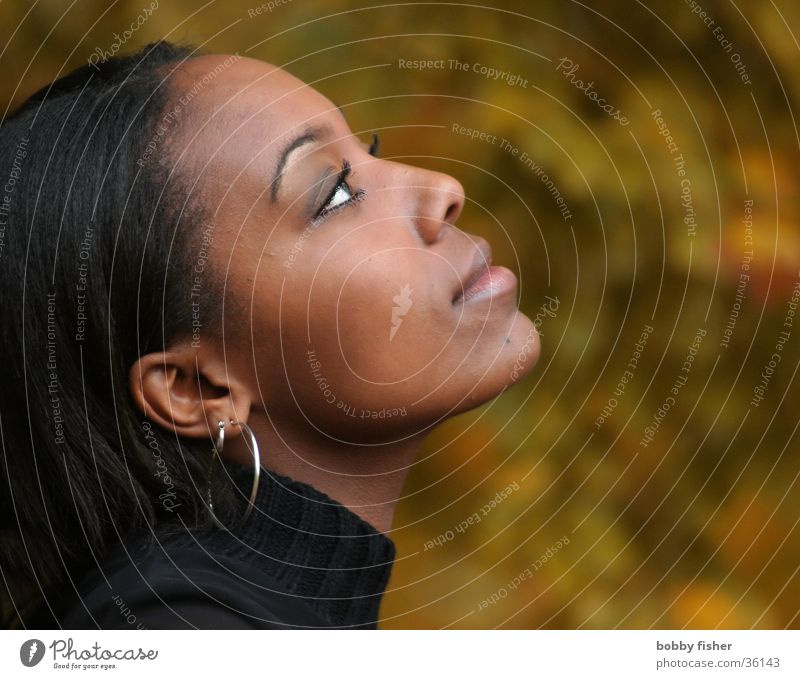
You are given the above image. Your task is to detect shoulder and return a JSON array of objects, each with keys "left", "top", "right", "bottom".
[{"left": 58, "top": 534, "right": 329, "bottom": 630}]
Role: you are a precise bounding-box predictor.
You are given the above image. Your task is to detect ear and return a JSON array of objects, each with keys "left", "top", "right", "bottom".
[{"left": 129, "top": 340, "right": 252, "bottom": 439}]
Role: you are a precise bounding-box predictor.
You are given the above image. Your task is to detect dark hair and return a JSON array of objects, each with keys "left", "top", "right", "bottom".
[{"left": 0, "top": 41, "right": 233, "bottom": 627}]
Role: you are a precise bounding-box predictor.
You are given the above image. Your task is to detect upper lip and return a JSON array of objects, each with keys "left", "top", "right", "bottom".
[{"left": 452, "top": 238, "right": 493, "bottom": 303}]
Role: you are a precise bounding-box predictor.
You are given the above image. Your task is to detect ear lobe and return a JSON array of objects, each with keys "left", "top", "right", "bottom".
[{"left": 129, "top": 348, "right": 252, "bottom": 439}]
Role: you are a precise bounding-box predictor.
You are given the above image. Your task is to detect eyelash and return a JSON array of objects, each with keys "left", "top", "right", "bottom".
[
  {"left": 312, "top": 159, "right": 364, "bottom": 224},
  {"left": 312, "top": 134, "right": 379, "bottom": 225},
  {"left": 368, "top": 132, "right": 380, "bottom": 157}
]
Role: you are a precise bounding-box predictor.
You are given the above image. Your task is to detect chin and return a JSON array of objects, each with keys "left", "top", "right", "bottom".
[
  {"left": 503, "top": 309, "right": 541, "bottom": 383},
  {"left": 445, "top": 309, "right": 540, "bottom": 416}
]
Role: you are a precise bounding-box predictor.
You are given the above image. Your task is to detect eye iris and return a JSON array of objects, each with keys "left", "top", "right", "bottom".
[{"left": 327, "top": 183, "right": 351, "bottom": 210}]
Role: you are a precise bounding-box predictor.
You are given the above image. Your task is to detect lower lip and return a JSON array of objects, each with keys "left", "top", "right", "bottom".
[{"left": 457, "top": 266, "right": 518, "bottom": 303}]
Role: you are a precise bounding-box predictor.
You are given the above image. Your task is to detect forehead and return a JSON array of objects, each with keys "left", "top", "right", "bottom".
[{"left": 172, "top": 55, "right": 346, "bottom": 148}]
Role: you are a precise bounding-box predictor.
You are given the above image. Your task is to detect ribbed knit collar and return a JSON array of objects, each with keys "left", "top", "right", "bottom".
[{"left": 204, "top": 463, "right": 397, "bottom": 629}]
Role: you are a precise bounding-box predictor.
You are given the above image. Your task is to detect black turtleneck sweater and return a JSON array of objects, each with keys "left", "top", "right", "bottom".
[{"left": 52, "top": 465, "right": 397, "bottom": 629}]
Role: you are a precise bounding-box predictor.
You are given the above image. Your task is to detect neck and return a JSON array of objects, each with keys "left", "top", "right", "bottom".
[{"left": 225, "top": 417, "right": 426, "bottom": 534}]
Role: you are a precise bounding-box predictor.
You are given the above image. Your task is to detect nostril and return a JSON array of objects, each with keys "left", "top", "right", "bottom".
[
  {"left": 442, "top": 177, "right": 465, "bottom": 225},
  {"left": 445, "top": 198, "right": 462, "bottom": 225}
]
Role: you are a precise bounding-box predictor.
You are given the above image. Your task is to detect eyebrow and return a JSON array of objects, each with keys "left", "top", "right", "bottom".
[{"left": 271, "top": 125, "right": 327, "bottom": 203}]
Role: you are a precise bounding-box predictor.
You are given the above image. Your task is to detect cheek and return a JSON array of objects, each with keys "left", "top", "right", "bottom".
[
  {"left": 312, "top": 249, "right": 457, "bottom": 384},
  {"left": 257, "top": 248, "right": 443, "bottom": 435},
  {"left": 300, "top": 247, "right": 534, "bottom": 387},
  {"left": 251, "top": 234, "right": 541, "bottom": 435}
]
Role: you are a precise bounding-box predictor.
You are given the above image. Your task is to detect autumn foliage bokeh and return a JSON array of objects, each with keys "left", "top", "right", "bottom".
[{"left": 2, "top": 0, "right": 798, "bottom": 628}]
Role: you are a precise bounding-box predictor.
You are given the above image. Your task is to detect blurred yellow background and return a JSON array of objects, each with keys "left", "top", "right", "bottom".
[{"left": 3, "top": 0, "right": 798, "bottom": 629}]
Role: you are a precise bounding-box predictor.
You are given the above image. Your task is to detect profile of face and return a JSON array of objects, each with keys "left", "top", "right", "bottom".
[{"left": 133, "top": 55, "right": 539, "bottom": 448}]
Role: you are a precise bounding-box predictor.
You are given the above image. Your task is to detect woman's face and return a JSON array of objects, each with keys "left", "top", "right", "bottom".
[{"left": 176, "top": 55, "right": 539, "bottom": 442}]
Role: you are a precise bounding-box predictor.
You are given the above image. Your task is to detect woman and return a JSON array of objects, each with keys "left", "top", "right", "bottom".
[{"left": 0, "top": 41, "right": 539, "bottom": 629}]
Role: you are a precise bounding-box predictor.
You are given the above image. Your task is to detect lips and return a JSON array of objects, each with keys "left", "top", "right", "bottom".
[
  {"left": 452, "top": 239, "right": 518, "bottom": 304},
  {"left": 452, "top": 240, "right": 492, "bottom": 303}
]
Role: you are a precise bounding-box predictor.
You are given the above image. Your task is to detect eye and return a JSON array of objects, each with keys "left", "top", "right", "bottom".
[
  {"left": 313, "top": 159, "right": 365, "bottom": 224},
  {"left": 326, "top": 183, "right": 353, "bottom": 212}
]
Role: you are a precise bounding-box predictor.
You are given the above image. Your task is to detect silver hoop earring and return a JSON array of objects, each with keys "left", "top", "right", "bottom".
[{"left": 206, "top": 419, "right": 262, "bottom": 526}]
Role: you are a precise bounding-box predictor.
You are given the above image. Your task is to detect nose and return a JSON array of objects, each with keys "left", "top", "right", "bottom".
[{"left": 413, "top": 170, "right": 465, "bottom": 245}]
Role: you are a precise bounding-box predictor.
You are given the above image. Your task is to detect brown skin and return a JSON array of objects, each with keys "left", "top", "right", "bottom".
[{"left": 130, "top": 55, "right": 540, "bottom": 533}]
